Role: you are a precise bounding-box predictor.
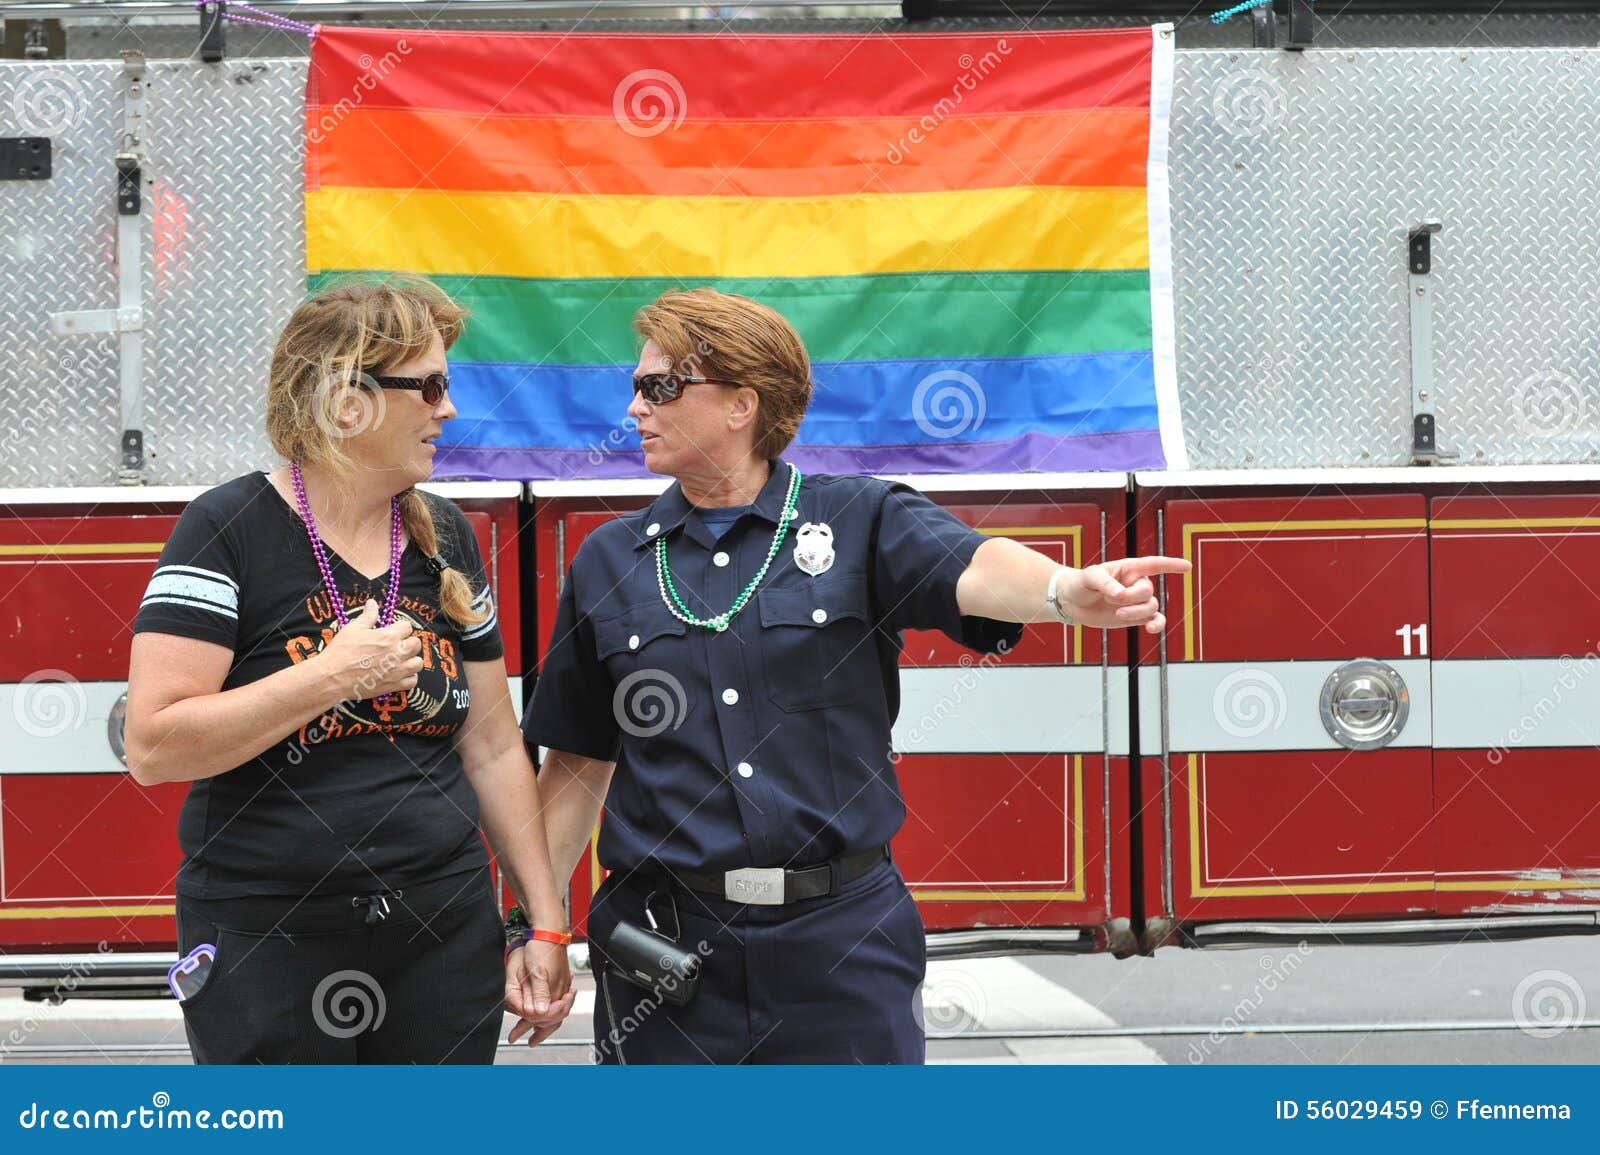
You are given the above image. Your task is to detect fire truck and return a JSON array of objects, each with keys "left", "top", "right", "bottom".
[{"left": 4, "top": 0, "right": 1600, "bottom": 996}]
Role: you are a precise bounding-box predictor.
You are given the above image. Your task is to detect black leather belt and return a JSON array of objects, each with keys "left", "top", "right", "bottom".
[{"left": 669, "top": 846, "right": 889, "bottom": 906}]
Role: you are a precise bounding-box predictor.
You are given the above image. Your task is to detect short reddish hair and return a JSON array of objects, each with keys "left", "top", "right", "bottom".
[{"left": 633, "top": 288, "right": 813, "bottom": 459}]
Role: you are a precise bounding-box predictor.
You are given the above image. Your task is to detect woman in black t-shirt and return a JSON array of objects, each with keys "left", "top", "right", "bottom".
[{"left": 126, "top": 276, "right": 573, "bottom": 1064}]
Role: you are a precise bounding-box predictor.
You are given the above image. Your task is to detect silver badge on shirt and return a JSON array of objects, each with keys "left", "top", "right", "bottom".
[{"left": 793, "top": 522, "right": 835, "bottom": 576}]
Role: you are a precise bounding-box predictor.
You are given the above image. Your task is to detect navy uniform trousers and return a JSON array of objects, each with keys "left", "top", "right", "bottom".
[{"left": 588, "top": 857, "right": 926, "bottom": 1064}]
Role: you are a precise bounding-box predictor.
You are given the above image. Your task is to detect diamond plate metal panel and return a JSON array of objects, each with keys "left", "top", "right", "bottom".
[
  {"left": 6, "top": 45, "right": 1600, "bottom": 485},
  {"left": 0, "top": 60, "right": 123, "bottom": 487},
  {"left": 1170, "top": 48, "right": 1600, "bottom": 468},
  {"left": 139, "top": 58, "right": 304, "bottom": 485},
  {"left": 0, "top": 56, "right": 304, "bottom": 488}
]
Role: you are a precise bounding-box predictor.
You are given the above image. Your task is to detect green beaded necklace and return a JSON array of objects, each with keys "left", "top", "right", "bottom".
[{"left": 655, "top": 465, "right": 802, "bottom": 633}]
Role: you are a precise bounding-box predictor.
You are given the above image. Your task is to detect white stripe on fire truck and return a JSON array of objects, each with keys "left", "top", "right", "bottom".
[
  {"left": 0, "top": 681, "right": 130, "bottom": 775},
  {"left": 1159, "top": 659, "right": 1434, "bottom": 753},
  {"left": 1430, "top": 658, "right": 1600, "bottom": 750},
  {"left": 1108, "top": 666, "right": 1159, "bottom": 758},
  {"left": 1160, "top": 657, "right": 1600, "bottom": 752},
  {"left": 14, "top": 659, "right": 1600, "bottom": 773},
  {"left": 0, "top": 677, "right": 523, "bottom": 775},
  {"left": 894, "top": 667, "right": 1105, "bottom": 755}
]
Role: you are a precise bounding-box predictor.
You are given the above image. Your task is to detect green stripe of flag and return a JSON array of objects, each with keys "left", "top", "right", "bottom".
[{"left": 307, "top": 270, "right": 1152, "bottom": 367}]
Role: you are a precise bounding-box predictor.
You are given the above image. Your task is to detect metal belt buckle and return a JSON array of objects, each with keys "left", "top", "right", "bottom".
[{"left": 724, "top": 867, "right": 785, "bottom": 905}]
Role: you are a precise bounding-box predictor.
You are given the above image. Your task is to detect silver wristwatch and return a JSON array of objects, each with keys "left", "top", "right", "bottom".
[{"left": 1045, "top": 567, "right": 1076, "bottom": 626}]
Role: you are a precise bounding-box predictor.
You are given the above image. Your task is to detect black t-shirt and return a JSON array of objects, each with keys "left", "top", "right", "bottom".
[{"left": 132, "top": 471, "right": 504, "bottom": 899}]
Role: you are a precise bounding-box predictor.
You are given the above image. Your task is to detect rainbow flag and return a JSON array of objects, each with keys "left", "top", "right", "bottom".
[{"left": 305, "top": 26, "right": 1185, "bottom": 479}]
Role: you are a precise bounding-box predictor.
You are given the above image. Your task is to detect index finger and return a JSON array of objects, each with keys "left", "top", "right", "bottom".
[
  {"left": 1117, "top": 555, "right": 1192, "bottom": 580},
  {"left": 504, "top": 977, "right": 538, "bottom": 1020}
]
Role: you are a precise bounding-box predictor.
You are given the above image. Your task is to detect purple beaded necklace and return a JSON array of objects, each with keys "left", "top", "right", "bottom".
[{"left": 289, "top": 462, "right": 404, "bottom": 629}]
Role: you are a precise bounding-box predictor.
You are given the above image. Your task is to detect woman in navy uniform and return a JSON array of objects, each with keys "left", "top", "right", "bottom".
[{"left": 519, "top": 289, "right": 1188, "bottom": 1063}]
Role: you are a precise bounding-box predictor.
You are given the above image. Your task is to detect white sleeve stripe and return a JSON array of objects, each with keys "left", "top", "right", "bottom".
[
  {"left": 462, "top": 612, "right": 499, "bottom": 640},
  {"left": 139, "top": 595, "right": 239, "bottom": 622},
  {"left": 153, "top": 563, "right": 240, "bottom": 593},
  {"left": 144, "top": 571, "right": 240, "bottom": 610}
]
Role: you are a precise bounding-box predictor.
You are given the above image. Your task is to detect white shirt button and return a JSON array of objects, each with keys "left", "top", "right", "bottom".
[
  {"left": 646, "top": 522, "right": 661, "bottom": 537},
  {"left": 722, "top": 688, "right": 740, "bottom": 706},
  {"left": 812, "top": 608, "right": 828, "bottom": 624},
  {"left": 628, "top": 634, "right": 640, "bottom": 650},
  {"left": 713, "top": 551, "right": 731, "bottom": 567},
  {"left": 736, "top": 762, "right": 754, "bottom": 778}
]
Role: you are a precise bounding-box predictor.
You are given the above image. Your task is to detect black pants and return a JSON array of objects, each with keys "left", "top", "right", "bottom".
[{"left": 174, "top": 869, "right": 504, "bottom": 1064}]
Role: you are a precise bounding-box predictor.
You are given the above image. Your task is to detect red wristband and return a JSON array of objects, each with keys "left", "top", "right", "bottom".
[{"left": 530, "top": 928, "right": 572, "bottom": 946}]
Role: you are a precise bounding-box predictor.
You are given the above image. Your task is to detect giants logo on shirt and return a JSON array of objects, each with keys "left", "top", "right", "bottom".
[{"left": 285, "top": 591, "right": 466, "bottom": 744}]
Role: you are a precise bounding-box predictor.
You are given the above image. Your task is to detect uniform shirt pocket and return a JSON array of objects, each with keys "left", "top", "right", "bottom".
[
  {"left": 757, "top": 572, "right": 871, "bottom": 712},
  {"left": 592, "top": 603, "right": 695, "bottom": 735}
]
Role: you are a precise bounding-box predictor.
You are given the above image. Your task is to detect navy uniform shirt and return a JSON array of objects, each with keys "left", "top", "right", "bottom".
[{"left": 522, "top": 459, "right": 1022, "bottom": 874}]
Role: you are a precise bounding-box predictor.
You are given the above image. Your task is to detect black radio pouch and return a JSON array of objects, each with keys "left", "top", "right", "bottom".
[{"left": 603, "top": 918, "right": 702, "bottom": 1008}]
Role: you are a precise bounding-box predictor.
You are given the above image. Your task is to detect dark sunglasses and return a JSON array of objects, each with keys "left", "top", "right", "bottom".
[
  {"left": 359, "top": 371, "right": 451, "bottom": 406},
  {"left": 631, "top": 373, "right": 726, "bottom": 405}
]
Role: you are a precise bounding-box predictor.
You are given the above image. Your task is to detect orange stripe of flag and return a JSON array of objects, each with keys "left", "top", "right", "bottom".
[{"left": 305, "top": 106, "right": 1150, "bottom": 197}]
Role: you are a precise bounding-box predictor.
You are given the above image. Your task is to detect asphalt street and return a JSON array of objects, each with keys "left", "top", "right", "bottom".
[{"left": 3, "top": 935, "right": 1596, "bottom": 1065}]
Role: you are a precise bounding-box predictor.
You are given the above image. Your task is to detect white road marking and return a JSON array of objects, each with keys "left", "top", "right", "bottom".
[{"left": 923, "top": 957, "right": 1165, "bottom": 1064}]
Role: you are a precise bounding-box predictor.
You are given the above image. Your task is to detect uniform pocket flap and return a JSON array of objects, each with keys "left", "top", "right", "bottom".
[
  {"left": 756, "top": 573, "right": 869, "bottom": 629},
  {"left": 594, "top": 604, "right": 688, "bottom": 660}
]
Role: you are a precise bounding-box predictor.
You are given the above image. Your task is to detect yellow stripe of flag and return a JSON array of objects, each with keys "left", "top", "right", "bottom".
[{"left": 306, "top": 186, "right": 1149, "bottom": 280}]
